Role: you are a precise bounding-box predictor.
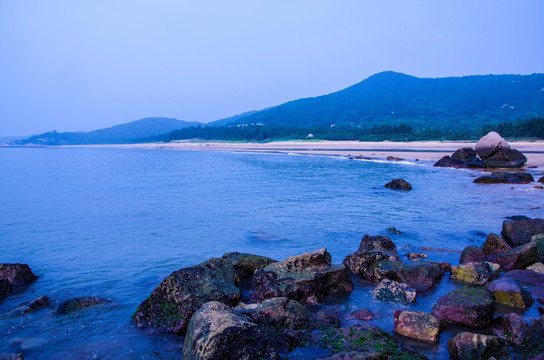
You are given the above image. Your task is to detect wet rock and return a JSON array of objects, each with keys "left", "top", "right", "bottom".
[
  {"left": 252, "top": 248, "right": 353, "bottom": 304},
  {"left": 0, "top": 354, "right": 24, "bottom": 360},
  {"left": 450, "top": 262, "right": 500, "bottom": 285},
  {"left": 523, "top": 316, "right": 544, "bottom": 358},
  {"left": 452, "top": 147, "right": 480, "bottom": 162},
  {"left": 539, "top": 176, "right": 544, "bottom": 183},
  {"left": 221, "top": 252, "right": 276, "bottom": 282},
  {"left": 384, "top": 178, "right": 412, "bottom": 191},
  {"left": 314, "top": 309, "right": 341, "bottom": 328},
  {"left": 486, "top": 278, "right": 534, "bottom": 309},
  {"left": 475, "top": 132, "right": 511, "bottom": 160},
  {"left": 527, "top": 262, "right": 544, "bottom": 274},
  {"left": 501, "top": 218, "right": 544, "bottom": 247},
  {"left": 9, "top": 296, "right": 49, "bottom": 316},
  {"left": 432, "top": 286, "right": 495, "bottom": 328},
  {"left": 134, "top": 257, "right": 240, "bottom": 335},
  {"left": 342, "top": 235, "right": 400, "bottom": 281},
  {"left": 406, "top": 252, "right": 427, "bottom": 261},
  {"left": 504, "top": 269, "right": 544, "bottom": 287},
  {"left": 391, "top": 261, "right": 444, "bottom": 291},
  {"left": 483, "top": 148, "right": 528, "bottom": 168},
  {"left": 393, "top": 310, "right": 440, "bottom": 343},
  {"left": 533, "top": 233, "right": 544, "bottom": 261},
  {"left": 386, "top": 156, "right": 404, "bottom": 161},
  {"left": 58, "top": 296, "right": 110, "bottom": 314},
  {"left": 460, "top": 246, "right": 486, "bottom": 264},
  {"left": 372, "top": 279, "right": 416, "bottom": 304},
  {"left": 0, "top": 264, "right": 37, "bottom": 289},
  {"left": 482, "top": 233, "right": 511, "bottom": 256},
  {"left": 473, "top": 171, "right": 534, "bottom": 184},
  {"left": 183, "top": 301, "right": 276, "bottom": 360},
  {"left": 490, "top": 313, "right": 528, "bottom": 345},
  {"left": 0, "top": 280, "right": 13, "bottom": 300},
  {"left": 532, "top": 285, "right": 544, "bottom": 304},
  {"left": 346, "top": 309, "right": 374, "bottom": 321},
  {"left": 486, "top": 241, "right": 538, "bottom": 270},
  {"left": 386, "top": 227, "right": 402, "bottom": 234},
  {"left": 244, "top": 297, "right": 312, "bottom": 330},
  {"left": 434, "top": 148, "right": 484, "bottom": 169},
  {"left": 448, "top": 332, "right": 509, "bottom": 360}
]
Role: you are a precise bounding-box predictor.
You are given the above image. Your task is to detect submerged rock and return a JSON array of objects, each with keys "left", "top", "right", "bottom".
[
  {"left": 490, "top": 313, "right": 528, "bottom": 345},
  {"left": 482, "top": 233, "right": 511, "bottom": 255},
  {"left": 386, "top": 227, "right": 402, "bottom": 234},
  {"left": 0, "top": 354, "right": 24, "bottom": 360},
  {"left": 346, "top": 309, "right": 374, "bottom": 321},
  {"left": 394, "top": 310, "right": 441, "bottom": 343},
  {"left": 58, "top": 296, "right": 109, "bottom": 314},
  {"left": 432, "top": 286, "right": 495, "bottom": 328},
  {"left": 384, "top": 178, "right": 412, "bottom": 191},
  {"left": 501, "top": 218, "right": 544, "bottom": 247},
  {"left": 448, "top": 332, "right": 509, "bottom": 360},
  {"left": 486, "top": 241, "right": 538, "bottom": 270},
  {"left": 183, "top": 301, "right": 276, "bottom": 360},
  {"left": 9, "top": 296, "right": 49, "bottom": 316},
  {"left": 134, "top": 257, "right": 240, "bottom": 335},
  {"left": 252, "top": 248, "right": 353, "bottom": 304},
  {"left": 460, "top": 246, "right": 485, "bottom": 264},
  {"left": 503, "top": 269, "right": 544, "bottom": 287},
  {"left": 406, "top": 252, "right": 428, "bottom": 261},
  {"left": 486, "top": 278, "right": 534, "bottom": 309},
  {"left": 372, "top": 279, "right": 416, "bottom": 304},
  {"left": 450, "top": 262, "right": 500, "bottom": 285},
  {"left": 0, "top": 264, "right": 37, "bottom": 290}
]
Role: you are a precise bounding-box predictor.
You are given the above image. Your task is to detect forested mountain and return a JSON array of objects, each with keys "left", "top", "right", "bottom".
[
  {"left": 14, "top": 117, "right": 202, "bottom": 145},
  {"left": 209, "top": 72, "right": 544, "bottom": 131}
]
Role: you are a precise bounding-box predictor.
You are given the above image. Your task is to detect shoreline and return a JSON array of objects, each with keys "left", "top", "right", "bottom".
[{"left": 53, "top": 140, "right": 544, "bottom": 169}]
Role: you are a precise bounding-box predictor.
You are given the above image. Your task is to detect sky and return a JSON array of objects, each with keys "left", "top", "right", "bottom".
[{"left": 1, "top": 1, "right": 544, "bottom": 136}]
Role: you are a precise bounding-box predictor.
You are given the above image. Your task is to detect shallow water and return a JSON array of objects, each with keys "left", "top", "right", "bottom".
[{"left": 0, "top": 147, "right": 542, "bottom": 359}]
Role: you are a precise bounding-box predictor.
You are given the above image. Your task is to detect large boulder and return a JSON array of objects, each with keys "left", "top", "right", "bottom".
[
  {"left": 486, "top": 241, "right": 538, "bottom": 270},
  {"left": 372, "top": 279, "right": 416, "bottom": 304},
  {"left": 448, "top": 332, "right": 509, "bottom": 360},
  {"left": 393, "top": 310, "right": 440, "bottom": 343},
  {"left": 183, "top": 301, "right": 276, "bottom": 360},
  {"left": 0, "top": 264, "right": 37, "bottom": 289},
  {"left": 486, "top": 278, "right": 534, "bottom": 309},
  {"left": 482, "top": 233, "right": 511, "bottom": 255},
  {"left": 501, "top": 218, "right": 544, "bottom": 247},
  {"left": 58, "top": 296, "right": 110, "bottom": 314},
  {"left": 483, "top": 148, "right": 528, "bottom": 168},
  {"left": 252, "top": 248, "right": 353, "bottom": 305},
  {"left": 460, "top": 246, "right": 485, "bottom": 264},
  {"left": 134, "top": 257, "right": 240, "bottom": 335},
  {"left": 475, "top": 132, "right": 510, "bottom": 160},
  {"left": 491, "top": 313, "right": 528, "bottom": 345},
  {"left": 474, "top": 171, "right": 534, "bottom": 184},
  {"left": 384, "top": 178, "right": 412, "bottom": 191},
  {"left": 450, "top": 262, "right": 500, "bottom": 285},
  {"left": 432, "top": 286, "right": 495, "bottom": 328}
]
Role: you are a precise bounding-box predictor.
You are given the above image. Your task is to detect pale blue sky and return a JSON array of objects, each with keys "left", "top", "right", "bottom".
[{"left": 1, "top": 1, "right": 543, "bottom": 136}]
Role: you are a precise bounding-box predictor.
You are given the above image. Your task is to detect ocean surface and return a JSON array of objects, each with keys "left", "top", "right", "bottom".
[{"left": 0, "top": 147, "right": 543, "bottom": 359}]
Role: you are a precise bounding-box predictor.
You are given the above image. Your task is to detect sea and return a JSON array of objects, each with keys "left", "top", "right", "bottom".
[{"left": 0, "top": 147, "right": 543, "bottom": 359}]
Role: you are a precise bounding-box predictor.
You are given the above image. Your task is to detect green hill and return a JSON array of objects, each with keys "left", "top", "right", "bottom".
[
  {"left": 14, "top": 117, "right": 202, "bottom": 145},
  {"left": 209, "top": 71, "right": 544, "bottom": 131}
]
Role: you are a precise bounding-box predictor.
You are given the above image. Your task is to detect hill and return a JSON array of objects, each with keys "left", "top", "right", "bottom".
[
  {"left": 208, "top": 72, "right": 544, "bottom": 132},
  {"left": 14, "top": 117, "right": 202, "bottom": 145}
]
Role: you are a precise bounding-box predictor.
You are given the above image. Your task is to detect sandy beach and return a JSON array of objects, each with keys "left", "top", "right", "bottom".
[{"left": 68, "top": 140, "right": 544, "bottom": 169}]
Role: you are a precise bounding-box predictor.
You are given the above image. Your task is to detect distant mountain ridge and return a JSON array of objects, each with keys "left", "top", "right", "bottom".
[
  {"left": 209, "top": 71, "right": 544, "bottom": 131},
  {"left": 14, "top": 117, "right": 201, "bottom": 145}
]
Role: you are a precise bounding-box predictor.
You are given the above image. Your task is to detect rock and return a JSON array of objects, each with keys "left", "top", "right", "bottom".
[
  {"left": 486, "top": 241, "right": 538, "bottom": 270},
  {"left": 346, "top": 309, "right": 374, "bottom": 321},
  {"left": 539, "top": 306, "right": 544, "bottom": 315},
  {"left": 384, "top": 178, "right": 412, "bottom": 191},
  {"left": 391, "top": 261, "right": 444, "bottom": 291},
  {"left": 434, "top": 148, "right": 484, "bottom": 169},
  {"left": 452, "top": 147, "right": 480, "bottom": 163},
  {"left": 532, "top": 285, "right": 544, "bottom": 304},
  {"left": 9, "top": 296, "right": 50, "bottom": 316},
  {"left": 372, "top": 279, "right": 416, "bottom": 304},
  {"left": 221, "top": 252, "right": 277, "bottom": 282},
  {"left": 460, "top": 246, "right": 485, "bottom": 264},
  {"left": 244, "top": 297, "right": 312, "bottom": 330},
  {"left": 0, "top": 279, "right": 13, "bottom": 300},
  {"left": 58, "top": 296, "right": 109, "bottom": 314},
  {"left": 406, "top": 252, "right": 427, "bottom": 260},
  {"left": 482, "top": 233, "right": 511, "bottom": 256},
  {"left": 394, "top": 310, "right": 440, "bottom": 343},
  {"left": 314, "top": 309, "right": 341, "bottom": 328},
  {"left": 483, "top": 148, "right": 528, "bottom": 168},
  {"left": 527, "top": 262, "right": 544, "bottom": 274},
  {"left": 503, "top": 269, "right": 544, "bottom": 287},
  {"left": 252, "top": 248, "right": 353, "bottom": 304},
  {"left": 490, "top": 313, "right": 528, "bottom": 345},
  {"left": 474, "top": 171, "right": 534, "bottom": 184},
  {"left": 0, "top": 264, "right": 37, "bottom": 289},
  {"left": 386, "top": 156, "right": 404, "bottom": 161},
  {"left": 386, "top": 226, "right": 402, "bottom": 234},
  {"left": 342, "top": 235, "right": 400, "bottom": 281},
  {"left": 475, "top": 132, "right": 511, "bottom": 160},
  {"left": 0, "top": 354, "right": 24, "bottom": 360},
  {"left": 450, "top": 262, "right": 500, "bottom": 285},
  {"left": 357, "top": 235, "right": 400, "bottom": 257},
  {"left": 432, "top": 286, "right": 495, "bottom": 328},
  {"left": 539, "top": 176, "right": 544, "bottom": 183},
  {"left": 134, "top": 257, "right": 240, "bottom": 335},
  {"left": 448, "top": 332, "right": 509, "bottom": 360},
  {"left": 183, "top": 301, "right": 276, "bottom": 360},
  {"left": 533, "top": 233, "right": 544, "bottom": 261},
  {"left": 501, "top": 218, "right": 544, "bottom": 247},
  {"left": 486, "top": 278, "right": 534, "bottom": 309},
  {"left": 523, "top": 316, "right": 544, "bottom": 358}
]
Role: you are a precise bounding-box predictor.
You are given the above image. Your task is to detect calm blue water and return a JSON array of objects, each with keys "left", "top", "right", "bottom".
[{"left": 0, "top": 147, "right": 542, "bottom": 359}]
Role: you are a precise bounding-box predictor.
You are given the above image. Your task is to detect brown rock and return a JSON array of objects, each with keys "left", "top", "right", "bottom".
[{"left": 394, "top": 310, "right": 440, "bottom": 343}]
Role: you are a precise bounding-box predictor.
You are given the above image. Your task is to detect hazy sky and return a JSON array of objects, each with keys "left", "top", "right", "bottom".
[{"left": 1, "top": 1, "right": 543, "bottom": 136}]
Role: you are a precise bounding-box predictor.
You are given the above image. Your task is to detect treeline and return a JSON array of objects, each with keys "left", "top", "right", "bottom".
[{"left": 155, "top": 117, "right": 544, "bottom": 143}]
